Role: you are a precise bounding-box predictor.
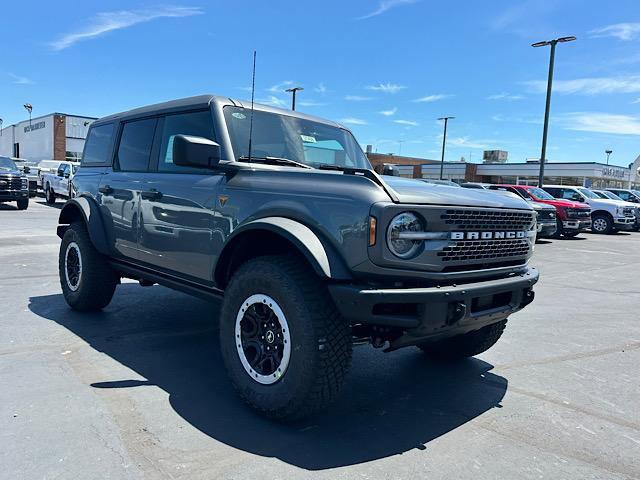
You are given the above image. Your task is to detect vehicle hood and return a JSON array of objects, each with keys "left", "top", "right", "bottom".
[
  {"left": 542, "top": 198, "right": 589, "bottom": 209},
  {"left": 529, "top": 200, "right": 555, "bottom": 211},
  {"left": 381, "top": 175, "right": 532, "bottom": 209},
  {"left": 587, "top": 198, "right": 628, "bottom": 208},
  {"left": 0, "top": 166, "right": 21, "bottom": 175}
]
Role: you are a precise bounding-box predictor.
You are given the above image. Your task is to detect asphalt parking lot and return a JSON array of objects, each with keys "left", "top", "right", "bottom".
[{"left": 1, "top": 200, "right": 639, "bottom": 480}]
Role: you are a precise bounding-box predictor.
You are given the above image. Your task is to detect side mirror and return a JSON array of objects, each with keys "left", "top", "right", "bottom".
[
  {"left": 172, "top": 135, "right": 221, "bottom": 169},
  {"left": 24, "top": 166, "right": 30, "bottom": 174},
  {"left": 64, "top": 172, "right": 70, "bottom": 178}
]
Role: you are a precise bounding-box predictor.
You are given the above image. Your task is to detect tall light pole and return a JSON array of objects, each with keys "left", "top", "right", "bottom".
[
  {"left": 0, "top": 118, "right": 3, "bottom": 136},
  {"left": 532, "top": 36, "right": 576, "bottom": 187},
  {"left": 605, "top": 149, "right": 613, "bottom": 165},
  {"left": 23, "top": 103, "right": 33, "bottom": 126},
  {"left": 285, "top": 87, "right": 303, "bottom": 111},
  {"left": 438, "top": 116, "right": 455, "bottom": 180}
]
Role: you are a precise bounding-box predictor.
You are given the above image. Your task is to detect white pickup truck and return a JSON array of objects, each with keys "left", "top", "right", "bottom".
[
  {"left": 41, "top": 161, "right": 79, "bottom": 204},
  {"left": 543, "top": 185, "right": 636, "bottom": 234}
]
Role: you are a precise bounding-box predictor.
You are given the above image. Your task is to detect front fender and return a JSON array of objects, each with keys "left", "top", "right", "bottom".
[
  {"left": 57, "top": 197, "right": 112, "bottom": 256},
  {"left": 218, "top": 216, "right": 352, "bottom": 281}
]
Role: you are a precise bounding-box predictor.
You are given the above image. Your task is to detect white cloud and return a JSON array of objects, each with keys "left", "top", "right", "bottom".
[
  {"left": 366, "top": 83, "right": 407, "bottom": 94},
  {"left": 340, "top": 117, "right": 368, "bottom": 125},
  {"left": 267, "top": 80, "right": 294, "bottom": 93},
  {"left": 358, "top": 0, "right": 418, "bottom": 20},
  {"left": 524, "top": 76, "right": 640, "bottom": 95},
  {"left": 49, "top": 6, "right": 204, "bottom": 51},
  {"left": 589, "top": 23, "right": 640, "bottom": 41},
  {"left": 314, "top": 83, "right": 327, "bottom": 94},
  {"left": 8, "top": 73, "right": 34, "bottom": 85},
  {"left": 378, "top": 107, "right": 397, "bottom": 116},
  {"left": 447, "top": 136, "right": 495, "bottom": 149},
  {"left": 487, "top": 92, "right": 524, "bottom": 101},
  {"left": 298, "top": 100, "right": 325, "bottom": 107},
  {"left": 257, "top": 96, "right": 288, "bottom": 108},
  {"left": 394, "top": 119, "right": 419, "bottom": 127},
  {"left": 633, "top": 98, "right": 640, "bottom": 104},
  {"left": 413, "top": 94, "right": 451, "bottom": 103},
  {"left": 561, "top": 112, "right": 640, "bottom": 135},
  {"left": 344, "top": 95, "right": 372, "bottom": 101}
]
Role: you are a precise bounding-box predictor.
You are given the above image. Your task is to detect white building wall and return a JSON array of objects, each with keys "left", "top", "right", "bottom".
[{"left": 0, "top": 115, "right": 55, "bottom": 161}]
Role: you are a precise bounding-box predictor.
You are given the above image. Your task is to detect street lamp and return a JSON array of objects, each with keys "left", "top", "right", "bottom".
[
  {"left": 532, "top": 36, "right": 576, "bottom": 187},
  {"left": 0, "top": 118, "right": 3, "bottom": 136},
  {"left": 605, "top": 149, "right": 613, "bottom": 165},
  {"left": 23, "top": 103, "right": 33, "bottom": 126},
  {"left": 285, "top": 87, "right": 303, "bottom": 111},
  {"left": 437, "top": 116, "right": 455, "bottom": 180}
]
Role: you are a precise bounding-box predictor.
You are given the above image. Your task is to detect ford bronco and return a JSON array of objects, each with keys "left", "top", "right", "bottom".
[{"left": 57, "top": 95, "right": 539, "bottom": 420}]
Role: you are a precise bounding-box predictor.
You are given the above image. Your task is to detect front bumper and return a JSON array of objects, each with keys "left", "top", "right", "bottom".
[
  {"left": 328, "top": 267, "right": 539, "bottom": 346},
  {"left": 537, "top": 221, "right": 557, "bottom": 237},
  {"left": 0, "top": 189, "right": 29, "bottom": 201},
  {"left": 563, "top": 219, "right": 591, "bottom": 231},
  {"left": 614, "top": 217, "right": 635, "bottom": 230}
]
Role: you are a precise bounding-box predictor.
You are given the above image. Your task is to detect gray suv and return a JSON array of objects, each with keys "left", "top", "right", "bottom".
[{"left": 56, "top": 95, "right": 539, "bottom": 420}]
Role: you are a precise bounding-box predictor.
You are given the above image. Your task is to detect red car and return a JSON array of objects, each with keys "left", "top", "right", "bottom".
[{"left": 495, "top": 185, "right": 592, "bottom": 238}]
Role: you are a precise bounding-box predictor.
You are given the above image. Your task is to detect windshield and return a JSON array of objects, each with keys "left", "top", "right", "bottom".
[
  {"left": 223, "top": 107, "right": 371, "bottom": 169},
  {"left": 526, "top": 187, "right": 554, "bottom": 200},
  {"left": 0, "top": 158, "right": 17, "bottom": 170},
  {"left": 601, "top": 191, "right": 623, "bottom": 200},
  {"left": 577, "top": 187, "right": 600, "bottom": 199},
  {"left": 592, "top": 190, "right": 608, "bottom": 199}
]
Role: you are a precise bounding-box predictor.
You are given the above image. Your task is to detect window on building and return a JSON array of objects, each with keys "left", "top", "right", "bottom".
[
  {"left": 65, "top": 151, "right": 82, "bottom": 161},
  {"left": 157, "top": 111, "right": 215, "bottom": 172},
  {"left": 83, "top": 123, "right": 115, "bottom": 165},
  {"left": 116, "top": 119, "right": 157, "bottom": 171}
]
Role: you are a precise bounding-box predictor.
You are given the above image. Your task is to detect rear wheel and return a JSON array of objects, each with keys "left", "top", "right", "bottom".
[
  {"left": 591, "top": 214, "right": 613, "bottom": 234},
  {"left": 59, "top": 222, "right": 118, "bottom": 311},
  {"left": 563, "top": 231, "right": 580, "bottom": 238},
  {"left": 16, "top": 199, "right": 29, "bottom": 210},
  {"left": 418, "top": 320, "right": 507, "bottom": 360},
  {"left": 219, "top": 255, "right": 352, "bottom": 421},
  {"left": 45, "top": 184, "right": 56, "bottom": 204}
]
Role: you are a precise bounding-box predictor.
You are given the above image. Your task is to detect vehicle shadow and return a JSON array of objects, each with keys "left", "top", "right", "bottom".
[
  {"left": 34, "top": 200, "right": 63, "bottom": 210},
  {"left": 0, "top": 203, "right": 19, "bottom": 211},
  {"left": 29, "top": 285, "right": 508, "bottom": 470}
]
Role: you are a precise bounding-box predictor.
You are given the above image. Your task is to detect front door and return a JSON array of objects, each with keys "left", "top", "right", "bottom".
[{"left": 137, "top": 110, "right": 225, "bottom": 283}]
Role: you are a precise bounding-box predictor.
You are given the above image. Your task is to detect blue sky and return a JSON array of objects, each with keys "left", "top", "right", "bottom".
[{"left": 1, "top": 0, "right": 639, "bottom": 166}]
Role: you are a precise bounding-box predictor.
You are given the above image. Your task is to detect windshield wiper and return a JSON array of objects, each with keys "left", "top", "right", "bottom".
[{"left": 238, "top": 156, "right": 313, "bottom": 169}]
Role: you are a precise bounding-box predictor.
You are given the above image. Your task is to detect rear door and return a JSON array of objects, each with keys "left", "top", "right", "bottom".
[
  {"left": 137, "top": 109, "right": 226, "bottom": 283},
  {"left": 98, "top": 117, "right": 158, "bottom": 261}
]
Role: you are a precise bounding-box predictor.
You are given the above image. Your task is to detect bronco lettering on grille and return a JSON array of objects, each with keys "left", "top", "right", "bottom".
[{"left": 451, "top": 231, "right": 526, "bottom": 240}]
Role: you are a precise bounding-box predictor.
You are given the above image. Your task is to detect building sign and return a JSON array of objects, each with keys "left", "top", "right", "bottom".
[
  {"left": 601, "top": 166, "right": 626, "bottom": 179},
  {"left": 24, "top": 121, "right": 45, "bottom": 133}
]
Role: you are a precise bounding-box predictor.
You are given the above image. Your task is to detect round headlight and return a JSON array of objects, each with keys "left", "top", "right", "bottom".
[{"left": 386, "top": 212, "right": 424, "bottom": 258}]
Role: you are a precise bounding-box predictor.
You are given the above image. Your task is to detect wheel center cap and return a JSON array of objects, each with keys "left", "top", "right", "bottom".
[{"left": 265, "top": 330, "right": 275, "bottom": 344}]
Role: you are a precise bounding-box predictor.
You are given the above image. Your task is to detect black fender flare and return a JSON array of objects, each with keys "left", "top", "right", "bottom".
[
  {"left": 215, "top": 216, "right": 352, "bottom": 284},
  {"left": 57, "top": 197, "right": 112, "bottom": 256}
]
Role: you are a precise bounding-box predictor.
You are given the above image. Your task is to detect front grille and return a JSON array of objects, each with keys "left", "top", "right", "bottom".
[
  {"left": 623, "top": 207, "right": 634, "bottom": 217},
  {"left": 538, "top": 210, "right": 556, "bottom": 221},
  {"left": 0, "top": 175, "right": 22, "bottom": 191},
  {"left": 441, "top": 209, "right": 535, "bottom": 231},
  {"left": 437, "top": 238, "right": 530, "bottom": 262}
]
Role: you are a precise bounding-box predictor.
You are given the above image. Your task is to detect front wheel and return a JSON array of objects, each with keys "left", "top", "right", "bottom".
[
  {"left": 418, "top": 320, "right": 507, "bottom": 360},
  {"left": 563, "top": 231, "right": 580, "bottom": 238},
  {"left": 219, "top": 255, "right": 352, "bottom": 421},
  {"left": 16, "top": 199, "right": 29, "bottom": 210},
  {"left": 45, "top": 184, "right": 56, "bottom": 204},
  {"left": 591, "top": 214, "right": 613, "bottom": 234},
  {"left": 59, "top": 222, "right": 118, "bottom": 311}
]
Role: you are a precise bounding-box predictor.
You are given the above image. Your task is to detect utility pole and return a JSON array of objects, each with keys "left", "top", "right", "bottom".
[
  {"left": 531, "top": 36, "right": 576, "bottom": 187},
  {"left": 285, "top": 87, "right": 303, "bottom": 111},
  {"left": 605, "top": 149, "right": 612, "bottom": 165},
  {"left": 438, "top": 116, "right": 455, "bottom": 180}
]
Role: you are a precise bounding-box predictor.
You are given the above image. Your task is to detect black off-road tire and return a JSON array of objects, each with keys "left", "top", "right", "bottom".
[
  {"left": 59, "top": 222, "right": 118, "bottom": 311},
  {"left": 16, "top": 199, "right": 29, "bottom": 210},
  {"left": 219, "top": 255, "right": 352, "bottom": 421},
  {"left": 563, "top": 231, "right": 580, "bottom": 238},
  {"left": 591, "top": 213, "right": 613, "bottom": 234},
  {"left": 418, "top": 320, "right": 507, "bottom": 360},
  {"left": 45, "top": 184, "right": 56, "bottom": 204}
]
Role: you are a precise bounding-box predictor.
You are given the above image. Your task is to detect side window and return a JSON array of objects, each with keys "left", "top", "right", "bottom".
[
  {"left": 560, "top": 189, "right": 579, "bottom": 201},
  {"left": 116, "top": 118, "right": 157, "bottom": 172},
  {"left": 157, "top": 110, "right": 215, "bottom": 172},
  {"left": 616, "top": 191, "right": 630, "bottom": 201},
  {"left": 516, "top": 188, "right": 532, "bottom": 199},
  {"left": 82, "top": 123, "right": 115, "bottom": 165},
  {"left": 544, "top": 188, "right": 560, "bottom": 198}
]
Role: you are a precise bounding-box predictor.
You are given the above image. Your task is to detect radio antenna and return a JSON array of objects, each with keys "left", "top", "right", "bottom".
[{"left": 247, "top": 50, "right": 256, "bottom": 163}]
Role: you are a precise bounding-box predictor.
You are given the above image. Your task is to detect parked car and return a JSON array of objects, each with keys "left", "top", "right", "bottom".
[
  {"left": 592, "top": 189, "right": 640, "bottom": 231},
  {"left": 11, "top": 157, "right": 39, "bottom": 196},
  {"left": 37, "top": 160, "right": 64, "bottom": 190},
  {"left": 543, "top": 185, "right": 635, "bottom": 234},
  {"left": 606, "top": 188, "right": 640, "bottom": 204},
  {"left": 486, "top": 185, "right": 558, "bottom": 238},
  {"left": 41, "top": 161, "right": 79, "bottom": 204},
  {"left": 56, "top": 94, "right": 539, "bottom": 420},
  {"left": 0, "top": 157, "right": 29, "bottom": 209},
  {"left": 488, "top": 185, "right": 591, "bottom": 238}
]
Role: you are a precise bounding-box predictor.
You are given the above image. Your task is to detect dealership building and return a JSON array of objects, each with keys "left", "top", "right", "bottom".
[{"left": 0, "top": 113, "right": 96, "bottom": 162}]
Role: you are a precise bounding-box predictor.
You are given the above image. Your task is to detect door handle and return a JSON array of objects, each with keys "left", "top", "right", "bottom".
[
  {"left": 98, "top": 185, "right": 113, "bottom": 195},
  {"left": 141, "top": 189, "right": 163, "bottom": 200}
]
